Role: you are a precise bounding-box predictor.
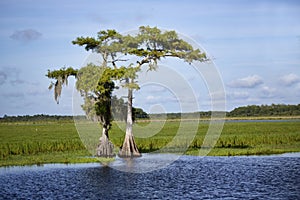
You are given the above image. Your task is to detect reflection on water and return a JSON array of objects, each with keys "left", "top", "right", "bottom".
[
  {"left": 109, "top": 153, "right": 181, "bottom": 173},
  {"left": 1, "top": 153, "right": 299, "bottom": 199}
]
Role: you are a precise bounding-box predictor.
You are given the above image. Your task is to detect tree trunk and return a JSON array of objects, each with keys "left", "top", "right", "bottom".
[
  {"left": 118, "top": 81, "right": 141, "bottom": 157},
  {"left": 96, "top": 125, "right": 115, "bottom": 157}
]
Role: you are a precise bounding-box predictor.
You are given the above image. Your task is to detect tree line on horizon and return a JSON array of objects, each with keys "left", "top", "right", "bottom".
[
  {"left": 0, "top": 107, "right": 149, "bottom": 122},
  {"left": 227, "top": 103, "right": 300, "bottom": 117},
  {"left": 1, "top": 103, "right": 299, "bottom": 122}
]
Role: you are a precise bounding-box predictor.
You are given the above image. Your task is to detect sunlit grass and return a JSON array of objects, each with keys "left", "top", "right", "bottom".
[
  {"left": 0, "top": 119, "right": 299, "bottom": 166},
  {"left": 0, "top": 151, "right": 100, "bottom": 167}
]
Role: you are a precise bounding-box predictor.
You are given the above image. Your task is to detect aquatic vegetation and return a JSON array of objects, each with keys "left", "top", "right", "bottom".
[{"left": 0, "top": 119, "right": 299, "bottom": 166}]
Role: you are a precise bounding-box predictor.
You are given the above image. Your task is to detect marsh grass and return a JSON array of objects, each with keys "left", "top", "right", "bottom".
[
  {"left": 112, "top": 120, "right": 300, "bottom": 155},
  {"left": 0, "top": 119, "right": 299, "bottom": 166},
  {"left": 187, "top": 121, "right": 300, "bottom": 156}
]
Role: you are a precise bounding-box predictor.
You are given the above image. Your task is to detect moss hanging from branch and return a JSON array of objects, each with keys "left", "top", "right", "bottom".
[{"left": 46, "top": 67, "right": 78, "bottom": 104}]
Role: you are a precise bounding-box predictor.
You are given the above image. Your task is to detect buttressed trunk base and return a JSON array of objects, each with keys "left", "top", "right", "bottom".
[
  {"left": 96, "top": 127, "right": 115, "bottom": 158},
  {"left": 118, "top": 86, "right": 141, "bottom": 158},
  {"left": 118, "top": 134, "right": 141, "bottom": 157}
]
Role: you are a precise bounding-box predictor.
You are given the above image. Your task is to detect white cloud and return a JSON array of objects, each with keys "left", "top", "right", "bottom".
[
  {"left": 279, "top": 73, "right": 300, "bottom": 86},
  {"left": 146, "top": 95, "right": 156, "bottom": 101},
  {"left": 227, "top": 75, "right": 263, "bottom": 88},
  {"left": 260, "top": 86, "right": 277, "bottom": 98}
]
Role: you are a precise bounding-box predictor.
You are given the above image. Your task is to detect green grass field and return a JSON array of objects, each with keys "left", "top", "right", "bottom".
[{"left": 0, "top": 119, "right": 299, "bottom": 166}]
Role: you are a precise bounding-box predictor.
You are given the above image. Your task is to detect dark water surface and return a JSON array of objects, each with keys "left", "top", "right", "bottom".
[{"left": 1, "top": 153, "right": 299, "bottom": 199}]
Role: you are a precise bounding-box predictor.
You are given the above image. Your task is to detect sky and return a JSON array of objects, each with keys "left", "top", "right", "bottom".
[{"left": 0, "top": 0, "right": 300, "bottom": 116}]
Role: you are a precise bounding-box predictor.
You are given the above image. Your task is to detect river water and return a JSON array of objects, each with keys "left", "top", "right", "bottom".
[{"left": 1, "top": 153, "right": 299, "bottom": 199}]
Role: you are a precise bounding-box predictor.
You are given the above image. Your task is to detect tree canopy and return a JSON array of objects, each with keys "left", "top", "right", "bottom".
[{"left": 72, "top": 26, "right": 208, "bottom": 72}]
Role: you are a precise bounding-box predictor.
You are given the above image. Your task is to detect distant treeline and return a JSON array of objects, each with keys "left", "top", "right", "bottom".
[
  {"left": 0, "top": 114, "right": 74, "bottom": 122},
  {"left": 158, "top": 104, "right": 300, "bottom": 119},
  {"left": 148, "top": 112, "right": 215, "bottom": 119},
  {"left": 227, "top": 104, "right": 300, "bottom": 117},
  {"left": 1, "top": 104, "right": 300, "bottom": 122},
  {"left": 0, "top": 108, "right": 149, "bottom": 123}
]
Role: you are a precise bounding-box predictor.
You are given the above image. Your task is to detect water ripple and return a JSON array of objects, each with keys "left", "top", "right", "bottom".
[{"left": 0, "top": 154, "right": 299, "bottom": 199}]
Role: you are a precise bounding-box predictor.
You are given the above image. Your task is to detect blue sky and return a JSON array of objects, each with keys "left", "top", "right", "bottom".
[{"left": 0, "top": 0, "right": 299, "bottom": 116}]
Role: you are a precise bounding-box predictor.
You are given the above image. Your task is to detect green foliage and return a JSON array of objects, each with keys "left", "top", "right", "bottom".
[
  {"left": 74, "top": 64, "right": 140, "bottom": 124},
  {"left": 72, "top": 26, "right": 208, "bottom": 87},
  {"left": 46, "top": 67, "right": 78, "bottom": 79},
  {"left": 71, "top": 37, "right": 100, "bottom": 51},
  {"left": 94, "top": 80, "right": 114, "bottom": 128},
  {"left": 133, "top": 26, "right": 208, "bottom": 64},
  {"left": 72, "top": 30, "right": 123, "bottom": 63},
  {"left": 75, "top": 64, "right": 115, "bottom": 125},
  {"left": 76, "top": 65, "right": 115, "bottom": 126},
  {"left": 76, "top": 63, "right": 104, "bottom": 94},
  {"left": 228, "top": 104, "right": 300, "bottom": 117},
  {"left": 48, "top": 26, "right": 209, "bottom": 109},
  {"left": 97, "top": 29, "right": 120, "bottom": 42},
  {"left": 133, "top": 108, "right": 149, "bottom": 120}
]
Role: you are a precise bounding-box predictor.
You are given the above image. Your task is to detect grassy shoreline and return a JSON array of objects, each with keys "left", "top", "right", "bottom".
[{"left": 1, "top": 118, "right": 299, "bottom": 167}]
